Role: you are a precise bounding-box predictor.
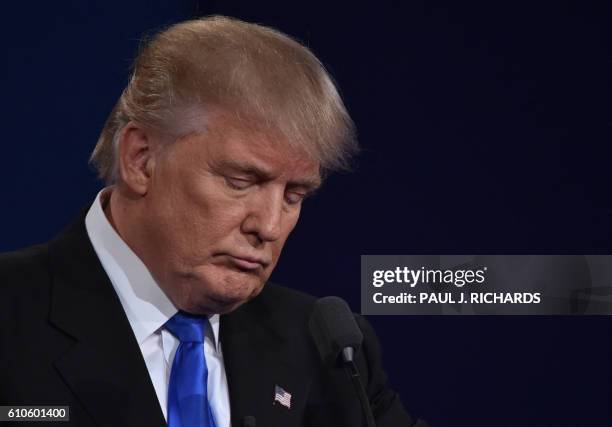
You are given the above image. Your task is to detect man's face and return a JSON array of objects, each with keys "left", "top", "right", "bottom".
[{"left": 139, "top": 115, "right": 321, "bottom": 315}]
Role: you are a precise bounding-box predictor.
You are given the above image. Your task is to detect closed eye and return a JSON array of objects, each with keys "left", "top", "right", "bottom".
[
  {"left": 285, "top": 188, "right": 318, "bottom": 205},
  {"left": 224, "top": 177, "right": 253, "bottom": 190},
  {"left": 285, "top": 191, "right": 306, "bottom": 205}
]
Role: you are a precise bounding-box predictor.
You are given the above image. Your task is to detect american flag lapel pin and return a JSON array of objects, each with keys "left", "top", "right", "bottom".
[{"left": 273, "top": 384, "right": 292, "bottom": 409}]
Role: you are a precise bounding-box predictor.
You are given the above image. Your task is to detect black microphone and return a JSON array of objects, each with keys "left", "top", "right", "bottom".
[
  {"left": 241, "top": 415, "right": 256, "bottom": 427},
  {"left": 308, "top": 296, "right": 375, "bottom": 427},
  {"left": 309, "top": 296, "right": 363, "bottom": 367}
]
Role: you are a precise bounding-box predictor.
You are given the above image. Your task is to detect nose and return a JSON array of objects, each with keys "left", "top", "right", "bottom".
[{"left": 241, "top": 187, "right": 284, "bottom": 243}]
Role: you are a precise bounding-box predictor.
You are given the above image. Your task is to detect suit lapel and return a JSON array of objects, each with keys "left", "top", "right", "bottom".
[
  {"left": 48, "top": 212, "right": 166, "bottom": 427},
  {"left": 221, "top": 295, "right": 311, "bottom": 427}
]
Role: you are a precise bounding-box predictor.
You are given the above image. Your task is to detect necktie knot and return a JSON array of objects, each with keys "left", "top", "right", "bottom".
[{"left": 165, "top": 311, "right": 207, "bottom": 343}]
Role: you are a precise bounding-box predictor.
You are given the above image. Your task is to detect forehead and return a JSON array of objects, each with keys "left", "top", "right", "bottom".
[{"left": 185, "top": 113, "right": 322, "bottom": 183}]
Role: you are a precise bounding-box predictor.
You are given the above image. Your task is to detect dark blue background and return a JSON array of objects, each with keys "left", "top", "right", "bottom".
[{"left": 2, "top": 1, "right": 611, "bottom": 425}]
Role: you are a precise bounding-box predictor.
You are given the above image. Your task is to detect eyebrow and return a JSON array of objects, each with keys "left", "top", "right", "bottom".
[{"left": 222, "top": 159, "right": 322, "bottom": 190}]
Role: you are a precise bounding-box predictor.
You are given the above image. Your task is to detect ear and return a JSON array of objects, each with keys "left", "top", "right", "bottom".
[{"left": 117, "top": 122, "right": 156, "bottom": 196}]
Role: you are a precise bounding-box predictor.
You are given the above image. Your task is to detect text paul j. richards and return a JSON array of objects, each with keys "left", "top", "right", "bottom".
[{"left": 372, "top": 291, "right": 542, "bottom": 305}]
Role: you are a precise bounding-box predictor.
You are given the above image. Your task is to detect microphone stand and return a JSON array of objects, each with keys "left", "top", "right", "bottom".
[{"left": 341, "top": 347, "right": 376, "bottom": 427}]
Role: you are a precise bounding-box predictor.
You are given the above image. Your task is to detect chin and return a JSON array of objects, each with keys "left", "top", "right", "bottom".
[{"left": 180, "top": 269, "right": 265, "bottom": 315}]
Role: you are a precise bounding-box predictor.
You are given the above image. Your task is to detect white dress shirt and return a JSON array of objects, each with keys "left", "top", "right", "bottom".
[{"left": 85, "top": 187, "right": 231, "bottom": 426}]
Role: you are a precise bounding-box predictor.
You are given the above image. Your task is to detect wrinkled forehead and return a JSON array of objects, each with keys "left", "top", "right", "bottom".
[
  {"left": 169, "top": 107, "right": 322, "bottom": 184},
  {"left": 168, "top": 106, "right": 321, "bottom": 172},
  {"left": 200, "top": 109, "right": 319, "bottom": 158}
]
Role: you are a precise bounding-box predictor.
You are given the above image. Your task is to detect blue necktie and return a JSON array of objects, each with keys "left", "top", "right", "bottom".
[{"left": 165, "top": 311, "right": 217, "bottom": 427}]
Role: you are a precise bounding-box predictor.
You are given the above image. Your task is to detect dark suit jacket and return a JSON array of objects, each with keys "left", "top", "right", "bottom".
[{"left": 0, "top": 210, "right": 416, "bottom": 426}]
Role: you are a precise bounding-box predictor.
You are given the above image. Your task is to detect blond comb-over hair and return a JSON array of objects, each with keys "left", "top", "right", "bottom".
[{"left": 90, "top": 15, "right": 358, "bottom": 184}]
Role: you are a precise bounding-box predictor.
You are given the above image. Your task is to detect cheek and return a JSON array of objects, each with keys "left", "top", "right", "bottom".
[{"left": 155, "top": 185, "right": 248, "bottom": 259}]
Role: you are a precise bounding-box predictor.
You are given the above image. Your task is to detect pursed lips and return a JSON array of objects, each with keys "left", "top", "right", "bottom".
[{"left": 225, "top": 254, "right": 269, "bottom": 271}]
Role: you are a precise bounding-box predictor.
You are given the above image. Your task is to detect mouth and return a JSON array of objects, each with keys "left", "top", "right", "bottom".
[{"left": 224, "top": 254, "right": 268, "bottom": 271}]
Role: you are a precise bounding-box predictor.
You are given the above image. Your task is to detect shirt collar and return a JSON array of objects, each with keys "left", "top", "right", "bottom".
[{"left": 85, "top": 187, "right": 220, "bottom": 348}]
